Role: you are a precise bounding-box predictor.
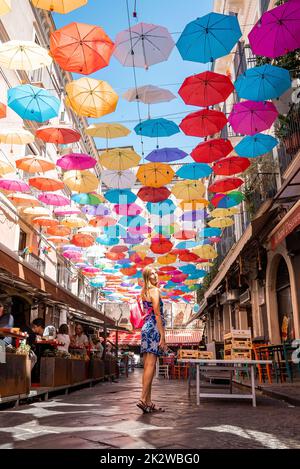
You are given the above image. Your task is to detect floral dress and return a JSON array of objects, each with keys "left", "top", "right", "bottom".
[{"left": 140, "top": 298, "right": 165, "bottom": 356}]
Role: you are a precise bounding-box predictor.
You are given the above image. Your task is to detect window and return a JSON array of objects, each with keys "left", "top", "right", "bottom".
[
  {"left": 260, "top": 0, "right": 270, "bottom": 14},
  {"left": 233, "top": 41, "right": 247, "bottom": 79},
  {"left": 18, "top": 229, "right": 27, "bottom": 256}
]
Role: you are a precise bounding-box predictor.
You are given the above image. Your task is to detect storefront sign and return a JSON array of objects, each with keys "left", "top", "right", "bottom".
[{"left": 271, "top": 205, "right": 300, "bottom": 250}]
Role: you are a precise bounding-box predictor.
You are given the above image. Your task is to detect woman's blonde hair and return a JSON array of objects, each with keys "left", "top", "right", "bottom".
[{"left": 142, "top": 265, "right": 156, "bottom": 297}]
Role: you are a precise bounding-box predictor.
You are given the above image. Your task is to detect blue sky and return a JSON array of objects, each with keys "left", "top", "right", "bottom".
[{"left": 54, "top": 0, "right": 213, "bottom": 161}]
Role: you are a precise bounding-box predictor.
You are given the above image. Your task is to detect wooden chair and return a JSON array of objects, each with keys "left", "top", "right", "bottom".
[{"left": 252, "top": 343, "right": 272, "bottom": 384}]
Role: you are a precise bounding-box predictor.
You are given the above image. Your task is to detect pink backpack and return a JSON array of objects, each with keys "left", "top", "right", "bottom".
[{"left": 129, "top": 297, "right": 146, "bottom": 330}]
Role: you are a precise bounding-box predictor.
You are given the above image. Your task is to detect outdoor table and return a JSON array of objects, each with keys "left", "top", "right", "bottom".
[
  {"left": 178, "top": 359, "right": 272, "bottom": 407},
  {"left": 0, "top": 328, "right": 28, "bottom": 347}
]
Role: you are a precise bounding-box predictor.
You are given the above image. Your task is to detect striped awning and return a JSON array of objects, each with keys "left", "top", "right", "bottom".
[{"left": 108, "top": 329, "right": 203, "bottom": 346}]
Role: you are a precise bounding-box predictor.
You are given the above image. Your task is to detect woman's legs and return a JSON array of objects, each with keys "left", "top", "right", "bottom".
[{"left": 141, "top": 352, "right": 157, "bottom": 404}]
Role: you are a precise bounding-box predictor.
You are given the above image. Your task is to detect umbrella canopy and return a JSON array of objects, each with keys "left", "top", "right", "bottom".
[
  {"left": 211, "top": 191, "right": 244, "bottom": 208},
  {"left": 38, "top": 193, "right": 70, "bottom": 206},
  {"left": 63, "top": 170, "right": 98, "bottom": 193},
  {"left": 248, "top": 1, "right": 300, "bottom": 58},
  {"left": 96, "top": 235, "right": 118, "bottom": 246},
  {"left": 145, "top": 147, "right": 187, "bottom": 163},
  {"left": 179, "top": 71, "right": 234, "bottom": 107},
  {"left": 47, "top": 225, "right": 71, "bottom": 236},
  {"left": 173, "top": 230, "right": 197, "bottom": 240},
  {"left": 153, "top": 224, "right": 175, "bottom": 236},
  {"left": 0, "top": 160, "right": 14, "bottom": 176},
  {"left": 123, "top": 85, "right": 176, "bottom": 104},
  {"left": 128, "top": 225, "right": 151, "bottom": 235},
  {"left": 85, "top": 123, "right": 130, "bottom": 139},
  {"left": 50, "top": 22, "right": 114, "bottom": 75},
  {"left": 99, "top": 148, "right": 140, "bottom": 170},
  {"left": 29, "top": 176, "right": 64, "bottom": 191},
  {"left": 191, "top": 138, "right": 233, "bottom": 163},
  {"left": 102, "top": 169, "right": 136, "bottom": 189},
  {"left": 178, "top": 251, "right": 201, "bottom": 263},
  {"left": 71, "top": 192, "right": 104, "bottom": 205},
  {"left": 146, "top": 199, "right": 176, "bottom": 216},
  {"left": 65, "top": 77, "right": 118, "bottom": 118},
  {"left": 192, "top": 244, "right": 218, "bottom": 259},
  {"left": 31, "top": 0, "right": 87, "bottom": 13},
  {"left": 54, "top": 208, "right": 81, "bottom": 216},
  {"left": 105, "top": 189, "right": 137, "bottom": 204},
  {"left": 172, "top": 180, "right": 205, "bottom": 201},
  {"left": 179, "top": 199, "right": 209, "bottom": 210},
  {"left": 228, "top": 101, "right": 278, "bottom": 136},
  {"left": 137, "top": 162, "right": 174, "bottom": 187},
  {"left": 62, "top": 217, "right": 87, "bottom": 228},
  {"left": 32, "top": 216, "right": 59, "bottom": 227},
  {"left": 114, "top": 22, "right": 174, "bottom": 69},
  {"left": 180, "top": 109, "right": 227, "bottom": 137},
  {"left": 16, "top": 156, "right": 55, "bottom": 173},
  {"left": 235, "top": 133, "right": 278, "bottom": 158},
  {"left": 0, "top": 178, "right": 30, "bottom": 192},
  {"left": 137, "top": 186, "right": 170, "bottom": 202},
  {"left": 134, "top": 118, "right": 179, "bottom": 138},
  {"left": 0, "top": 0, "right": 11, "bottom": 15},
  {"left": 177, "top": 12, "right": 241, "bottom": 63},
  {"left": 0, "top": 128, "right": 34, "bottom": 146},
  {"left": 180, "top": 209, "right": 208, "bottom": 222},
  {"left": 119, "top": 215, "right": 146, "bottom": 228},
  {"left": 36, "top": 125, "right": 80, "bottom": 144},
  {"left": 235, "top": 64, "right": 291, "bottom": 102},
  {"left": 208, "top": 177, "right": 243, "bottom": 193},
  {"left": 210, "top": 207, "right": 239, "bottom": 218},
  {"left": 208, "top": 217, "right": 234, "bottom": 228},
  {"left": 113, "top": 203, "right": 142, "bottom": 216},
  {"left": 212, "top": 156, "right": 250, "bottom": 176},
  {"left": 47, "top": 237, "right": 70, "bottom": 246},
  {"left": 0, "top": 102, "right": 6, "bottom": 118},
  {"left": 71, "top": 233, "right": 94, "bottom": 247},
  {"left": 176, "top": 162, "right": 212, "bottom": 179},
  {"left": 0, "top": 40, "right": 52, "bottom": 70},
  {"left": 7, "top": 193, "right": 39, "bottom": 206},
  {"left": 150, "top": 236, "right": 173, "bottom": 254},
  {"left": 199, "top": 227, "right": 222, "bottom": 238},
  {"left": 56, "top": 153, "right": 96, "bottom": 170},
  {"left": 8, "top": 84, "right": 60, "bottom": 122}
]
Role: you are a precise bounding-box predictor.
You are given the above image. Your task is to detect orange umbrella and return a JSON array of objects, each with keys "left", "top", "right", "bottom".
[
  {"left": 89, "top": 216, "right": 116, "bottom": 227},
  {"left": 29, "top": 176, "right": 64, "bottom": 191},
  {"left": 32, "top": 216, "right": 59, "bottom": 227},
  {"left": 110, "top": 245, "right": 128, "bottom": 253},
  {"left": 47, "top": 236, "right": 70, "bottom": 245},
  {"left": 16, "top": 156, "right": 55, "bottom": 173},
  {"left": 179, "top": 199, "right": 209, "bottom": 210},
  {"left": 0, "top": 102, "right": 6, "bottom": 118},
  {"left": 36, "top": 125, "right": 80, "bottom": 144},
  {"left": 7, "top": 193, "right": 40, "bottom": 207},
  {"left": 47, "top": 225, "right": 71, "bottom": 236},
  {"left": 157, "top": 253, "right": 177, "bottom": 264},
  {"left": 120, "top": 267, "right": 137, "bottom": 276},
  {"left": 106, "top": 251, "right": 125, "bottom": 261},
  {"left": 71, "top": 233, "right": 94, "bottom": 247}
]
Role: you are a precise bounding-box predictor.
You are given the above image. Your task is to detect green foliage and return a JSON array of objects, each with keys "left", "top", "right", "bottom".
[{"left": 197, "top": 263, "right": 219, "bottom": 303}]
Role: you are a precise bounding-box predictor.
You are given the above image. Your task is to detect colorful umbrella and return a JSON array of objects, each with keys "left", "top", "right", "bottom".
[
  {"left": 71, "top": 233, "right": 94, "bottom": 248},
  {"left": 101, "top": 169, "right": 136, "bottom": 189},
  {"left": 123, "top": 85, "right": 176, "bottom": 104},
  {"left": 208, "top": 177, "right": 243, "bottom": 193},
  {"left": 103, "top": 224, "right": 127, "bottom": 238},
  {"left": 62, "top": 217, "right": 87, "bottom": 228},
  {"left": 0, "top": 0, "right": 11, "bottom": 15},
  {"left": 228, "top": 101, "right": 278, "bottom": 136},
  {"left": 192, "top": 244, "right": 218, "bottom": 259},
  {"left": 31, "top": 0, "right": 87, "bottom": 13},
  {"left": 63, "top": 170, "right": 98, "bottom": 193},
  {"left": 0, "top": 128, "right": 34, "bottom": 147},
  {"left": 179, "top": 71, "right": 234, "bottom": 107},
  {"left": 128, "top": 225, "right": 151, "bottom": 235},
  {"left": 99, "top": 148, "right": 140, "bottom": 170},
  {"left": 8, "top": 84, "right": 60, "bottom": 122},
  {"left": 50, "top": 22, "right": 114, "bottom": 75},
  {"left": 137, "top": 162, "right": 174, "bottom": 187},
  {"left": 145, "top": 147, "right": 187, "bottom": 163},
  {"left": 29, "top": 176, "right": 64, "bottom": 191},
  {"left": 54, "top": 208, "right": 81, "bottom": 216},
  {"left": 134, "top": 118, "right": 179, "bottom": 138},
  {"left": 119, "top": 215, "right": 146, "bottom": 228},
  {"left": 248, "top": 1, "right": 300, "bottom": 58},
  {"left": 177, "top": 12, "right": 241, "bottom": 63},
  {"left": 0, "top": 178, "right": 30, "bottom": 192},
  {"left": 213, "top": 156, "right": 250, "bottom": 176},
  {"left": 193, "top": 138, "right": 234, "bottom": 164},
  {"left": 113, "top": 203, "right": 142, "bottom": 216},
  {"left": 36, "top": 125, "right": 80, "bottom": 144},
  {"left": 47, "top": 236, "right": 70, "bottom": 245},
  {"left": 47, "top": 225, "right": 71, "bottom": 236},
  {"left": 16, "top": 156, "right": 55, "bottom": 174},
  {"left": 173, "top": 230, "right": 197, "bottom": 240},
  {"left": 66, "top": 77, "right": 118, "bottom": 118},
  {"left": 96, "top": 235, "right": 118, "bottom": 246},
  {"left": 0, "top": 102, "right": 6, "bottom": 118},
  {"left": 105, "top": 189, "right": 137, "bottom": 204},
  {"left": 7, "top": 193, "right": 39, "bottom": 206},
  {"left": 0, "top": 40, "right": 52, "bottom": 70},
  {"left": 208, "top": 217, "right": 234, "bottom": 228},
  {"left": 32, "top": 216, "right": 59, "bottom": 227},
  {"left": 71, "top": 192, "right": 104, "bottom": 205},
  {"left": 146, "top": 199, "right": 176, "bottom": 216},
  {"left": 211, "top": 191, "right": 244, "bottom": 208},
  {"left": 199, "top": 227, "right": 222, "bottom": 238},
  {"left": 178, "top": 251, "right": 201, "bottom": 263},
  {"left": 180, "top": 109, "right": 227, "bottom": 137},
  {"left": 180, "top": 210, "right": 208, "bottom": 222},
  {"left": 172, "top": 180, "right": 205, "bottom": 201},
  {"left": 176, "top": 162, "right": 212, "bottom": 179},
  {"left": 56, "top": 153, "right": 96, "bottom": 171},
  {"left": 175, "top": 241, "right": 198, "bottom": 250},
  {"left": 114, "top": 22, "right": 174, "bottom": 69},
  {"left": 85, "top": 123, "right": 130, "bottom": 139},
  {"left": 122, "top": 235, "right": 145, "bottom": 245},
  {"left": 0, "top": 160, "right": 14, "bottom": 176},
  {"left": 235, "top": 133, "right": 278, "bottom": 158},
  {"left": 38, "top": 193, "right": 70, "bottom": 206},
  {"left": 235, "top": 64, "right": 291, "bottom": 102},
  {"left": 150, "top": 236, "right": 173, "bottom": 254},
  {"left": 210, "top": 207, "right": 239, "bottom": 218},
  {"left": 137, "top": 186, "right": 170, "bottom": 202},
  {"left": 179, "top": 199, "right": 209, "bottom": 210}
]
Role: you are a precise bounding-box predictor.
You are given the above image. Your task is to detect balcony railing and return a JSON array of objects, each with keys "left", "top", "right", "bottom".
[
  {"left": 26, "top": 253, "right": 46, "bottom": 275},
  {"left": 276, "top": 103, "right": 300, "bottom": 174}
]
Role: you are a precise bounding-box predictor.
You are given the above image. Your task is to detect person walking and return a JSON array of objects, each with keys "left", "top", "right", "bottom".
[{"left": 137, "top": 266, "right": 167, "bottom": 413}]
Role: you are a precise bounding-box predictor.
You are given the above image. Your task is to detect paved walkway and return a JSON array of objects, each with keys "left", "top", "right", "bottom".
[{"left": 1, "top": 369, "right": 300, "bottom": 449}]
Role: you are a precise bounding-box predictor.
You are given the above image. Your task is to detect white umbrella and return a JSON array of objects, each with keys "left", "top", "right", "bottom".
[
  {"left": 123, "top": 85, "right": 176, "bottom": 104},
  {"left": 101, "top": 169, "right": 136, "bottom": 189},
  {"left": 0, "top": 40, "right": 52, "bottom": 70}
]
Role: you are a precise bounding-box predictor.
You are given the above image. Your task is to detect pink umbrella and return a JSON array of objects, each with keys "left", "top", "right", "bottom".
[
  {"left": 248, "top": 1, "right": 300, "bottom": 59},
  {"left": 54, "top": 208, "right": 81, "bottom": 216},
  {"left": 56, "top": 153, "right": 97, "bottom": 170},
  {"left": 38, "top": 193, "right": 70, "bottom": 206},
  {"left": 113, "top": 203, "right": 143, "bottom": 216},
  {"left": 0, "top": 179, "right": 30, "bottom": 192},
  {"left": 128, "top": 225, "right": 152, "bottom": 235},
  {"left": 228, "top": 101, "right": 278, "bottom": 136},
  {"left": 171, "top": 273, "right": 188, "bottom": 283},
  {"left": 62, "top": 251, "right": 83, "bottom": 260},
  {"left": 82, "top": 267, "right": 101, "bottom": 273}
]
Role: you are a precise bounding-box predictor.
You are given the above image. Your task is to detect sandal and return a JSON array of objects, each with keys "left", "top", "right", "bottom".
[
  {"left": 149, "top": 402, "right": 165, "bottom": 413},
  {"left": 136, "top": 400, "right": 151, "bottom": 413}
]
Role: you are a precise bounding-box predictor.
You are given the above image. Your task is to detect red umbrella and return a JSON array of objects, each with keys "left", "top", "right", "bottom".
[
  {"left": 208, "top": 177, "right": 244, "bottom": 193},
  {"left": 71, "top": 233, "right": 94, "bottom": 247},
  {"left": 105, "top": 251, "right": 125, "bottom": 261},
  {"left": 191, "top": 138, "right": 233, "bottom": 163},
  {"left": 36, "top": 125, "right": 80, "bottom": 144},
  {"left": 180, "top": 109, "right": 227, "bottom": 137},
  {"left": 110, "top": 245, "right": 128, "bottom": 253},
  {"left": 171, "top": 273, "right": 188, "bottom": 283},
  {"left": 120, "top": 267, "right": 137, "bottom": 276},
  {"left": 135, "top": 256, "right": 154, "bottom": 268},
  {"left": 137, "top": 186, "right": 171, "bottom": 202},
  {"left": 113, "top": 203, "right": 142, "bottom": 216},
  {"left": 159, "top": 266, "right": 178, "bottom": 273},
  {"left": 89, "top": 216, "right": 116, "bottom": 227},
  {"left": 179, "top": 71, "right": 234, "bottom": 107},
  {"left": 173, "top": 230, "right": 196, "bottom": 240},
  {"left": 150, "top": 235, "right": 173, "bottom": 254},
  {"left": 178, "top": 251, "right": 202, "bottom": 262},
  {"left": 213, "top": 156, "right": 250, "bottom": 176}
]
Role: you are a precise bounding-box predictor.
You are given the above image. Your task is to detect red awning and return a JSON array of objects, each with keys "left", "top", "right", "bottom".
[{"left": 108, "top": 329, "right": 202, "bottom": 346}]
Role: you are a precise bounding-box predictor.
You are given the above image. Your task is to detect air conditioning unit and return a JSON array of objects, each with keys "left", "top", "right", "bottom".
[
  {"left": 240, "top": 289, "right": 251, "bottom": 305},
  {"left": 220, "top": 289, "right": 239, "bottom": 305}
]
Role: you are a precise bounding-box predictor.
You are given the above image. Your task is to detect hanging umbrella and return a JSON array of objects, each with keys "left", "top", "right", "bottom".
[
  {"left": 137, "top": 186, "right": 170, "bottom": 202},
  {"left": 50, "top": 22, "right": 114, "bottom": 75},
  {"left": 235, "top": 64, "right": 291, "bottom": 102},
  {"left": 179, "top": 71, "right": 234, "bottom": 107},
  {"left": 101, "top": 169, "right": 136, "bottom": 189},
  {"left": 56, "top": 153, "right": 96, "bottom": 171},
  {"left": 71, "top": 233, "right": 94, "bottom": 248},
  {"left": 0, "top": 102, "right": 6, "bottom": 118},
  {"left": 65, "top": 77, "right": 118, "bottom": 118},
  {"left": 179, "top": 199, "right": 209, "bottom": 210},
  {"left": 104, "top": 224, "right": 127, "bottom": 238},
  {"left": 192, "top": 244, "right": 218, "bottom": 259},
  {"left": 172, "top": 180, "right": 205, "bottom": 201},
  {"left": 122, "top": 235, "right": 145, "bottom": 245},
  {"left": 128, "top": 225, "right": 151, "bottom": 235},
  {"left": 208, "top": 177, "right": 243, "bottom": 193},
  {"left": 8, "top": 84, "right": 60, "bottom": 122},
  {"left": 176, "top": 162, "right": 212, "bottom": 179},
  {"left": 36, "top": 125, "right": 80, "bottom": 144},
  {"left": 235, "top": 133, "right": 278, "bottom": 158},
  {"left": 0, "top": 40, "right": 52, "bottom": 70},
  {"left": 119, "top": 214, "right": 146, "bottom": 227},
  {"left": 96, "top": 235, "right": 118, "bottom": 246},
  {"left": 31, "top": 0, "right": 87, "bottom": 13},
  {"left": 62, "top": 250, "right": 83, "bottom": 261},
  {"left": 63, "top": 170, "right": 98, "bottom": 193},
  {"left": 46, "top": 236, "right": 70, "bottom": 245},
  {"left": 173, "top": 230, "right": 196, "bottom": 240},
  {"left": 81, "top": 204, "right": 109, "bottom": 216},
  {"left": 150, "top": 236, "right": 173, "bottom": 254},
  {"left": 7, "top": 193, "right": 39, "bottom": 206},
  {"left": 62, "top": 217, "right": 87, "bottom": 228},
  {"left": 123, "top": 85, "right": 176, "bottom": 104},
  {"left": 71, "top": 192, "right": 104, "bottom": 205},
  {"left": 16, "top": 156, "right": 55, "bottom": 173},
  {"left": 134, "top": 118, "right": 179, "bottom": 138},
  {"left": 54, "top": 208, "right": 81, "bottom": 216},
  {"left": 213, "top": 156, "right": 250, "bottom": 176},
  {"left": 114, "top": 22, "right": 174, "bottom": 69},
  {"left": 105, "top": 189, "right": 137, "bottom": 204},
  {"left": 146, "top": 199, "right": 176, "bottom": 216},
  {"left": 99, "top": 148, "right": 140, "bottom": 170},
  {"left": 180, "top": 210, "right": 208, "bottom": 222},
  {"left": 145, "top": 147, "right": 187, "bottom": 163},
  {"left": 0, "top": 160, "right": 14, "bottom": 176},
  {"left": 228, "top": 101, "right": 278, "bottom": 136},
  {"left": 175, "top": 240, "right": 198, "bottom": 250},
  {"left": 136, "top": 162, "right": 174, "bottom": 187},
  {"left": 113, "top": 203, "right": 142, "bottom": 216},
  {"left": 211, "top": 191, "right": 244, "bottom": 208},
  {"left": 0, "top": 128, "right": 34, "bottom": 147},
  {"left": 191, "top": 138, "right": 233, "bottom": 163},
  {"left": 208, "top": 217, "right": 234, "bottom": 228},
  {"left": 176, "top": 12, "right": 242, "bottom": 63},
  {"left": 38, "top": 193, "right": 70, "bottom": 206},
  {"left": 248, "top": 1, "right": 300, "bottom": 58},
  {"left": 78, "top": 226, "right": 102, "bottom": 234},
  {"left": 199, "top": 227, "right": 222, "bottom": 238},
  {"left": 29, "top": 176, "right": 64, "bottom": 191},
  {"left": 89, "top": 216, "right": 116, "bottom": 227},
  {"left": 0, "top": 0, "right": 11, "bottom": 15},
  {"left": 32, "top": 216, "right": 59, "bottom": 227},
  {"left": 210, "top": 207, "right": 239, "bottom": 218},
  {"left": 86, "top": 123, "right": 130, "bottom": 139},
  {"left": 0, "top": 179, "right": 30, "bottom": 192},
  {"left": 178, "top": 251, "right": 202, "bottom": 263},
  {"left": 180, "top": 109, "right": 227, "bottom": 137},
  {"left": 47, "top": 225, "right": 71, "bottom": 236},
  {"left": 153, "top": 224, "right": 177, "bottom": 236}
]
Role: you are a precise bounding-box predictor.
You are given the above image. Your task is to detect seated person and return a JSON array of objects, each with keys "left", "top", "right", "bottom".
[
  {"left": 70, "top": 324, "right": 89, "bottom": 349},
  {"left": 0, "top": 302, "right": 14, "bottom": 346},
  {"left": 31, "top": 318, "right": 56, "bottom": 338},
  {"left": 90, "top": 334, "right": 104, "bottom": 358},
  {"left": 57, "top": 323, "right": 70, "bottom": 353}
]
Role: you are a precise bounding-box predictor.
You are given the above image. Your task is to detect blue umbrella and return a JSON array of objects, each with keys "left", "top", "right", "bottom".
[
  {"left": 176, "top": 163, "right": 212, "bottom": 179},
  {"left": 175, "top": 240, "right": 202, "bottom": 250},
  {"left": 153, "top": 225, "right": 175, "bottom": 236},
  {"left": 134, "top": 118, "right": 180, "bottom": 137},
  {"left": 105, "top": 189, "right": 137, "bottom": 204},
  {"left": 146, "top": 199, "right": 177, "bottom": 215},
  {"left": 103, "top": 224, "right": 127, "bottom": 238},
  {"left": 96, "top": 235, "right": 119, "bottom": 246},
  {"left": 235, "top": 133, "right": 278, "bottom": 158},
  {"left": 146, "top": 147, "right": 187, "bottom": 162},
  {"left": 180, "top": 209, "right": 208, "bottom": 222},
  {"left": 178, "top": 263, "right": 198, "bottom": 272},
  {"left": 131, "top": 271, "right": 142, "bottom": 279},
  {"left": 8, "top": 84, "right": 60, "bottom": 122},
  {"left": 188, "top": 270, "right": 207, "bottom": 279},
  {"left": 177, "top": 12, "right": 242, "bottom": 63},
  {"left": 234, "top": 64, "right": 291, "bottom": 102},
  {"left": 118, "top": 215, "right": 146, "bottom": 227},
  {"left": 199, "top": 227, "right": 222, "bottom": 238}
]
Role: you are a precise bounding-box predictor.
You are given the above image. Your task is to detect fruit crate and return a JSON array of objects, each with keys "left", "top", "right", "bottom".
[
  {"left": 178, "top": 349, "right": 199, "bottom": 359},
  {"left": 198, "top": 351, "right": 213, "bottom": 359},
  {"left": 226, "top": 351, "right": 252, "bottom": 360},
  {"left": 224, "top": 329, "right": 252, "bottom": 340}
]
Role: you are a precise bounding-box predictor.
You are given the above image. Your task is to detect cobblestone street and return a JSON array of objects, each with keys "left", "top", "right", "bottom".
[{"left": 1, "top": 370, "right": 300, "bottom": 449}]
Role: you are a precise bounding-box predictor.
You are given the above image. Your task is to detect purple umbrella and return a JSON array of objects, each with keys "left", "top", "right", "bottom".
[
  {"left": 54, "top": 208, "right": 81, "bottom": 216},
  {"left": 61, "top": 245, "right": 82, "bottom": 251},
  {"left": 180, "top": 210, "right": 209, "bottom": 222},
  {"left": 0, "top": 179, "right": 30, "bottom": 192},
  {"left": 122, "top": 235, "right": 145, "bottom": 245},
  {"left": 228, "top": 100, "right": 278, "bottom": 136},
  {"left": 145, "top": 147, "right": 188, "bottom": 162},
  {"left": 249, "top": 1, "right": 300, "bottom": 58},
  {"left": 56, "top": 153, "right": 97, "bottom": 170},
  {"left": 81, "top": 204, "right": 110, "bottom": 216},
  {"left": 38, "top": 193, "right": 70, "bottom": 206}
]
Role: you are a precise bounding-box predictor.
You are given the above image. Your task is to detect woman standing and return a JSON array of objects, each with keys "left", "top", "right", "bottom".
[{"left": 137, "top": 266, "right": 167, "bottom": 413}]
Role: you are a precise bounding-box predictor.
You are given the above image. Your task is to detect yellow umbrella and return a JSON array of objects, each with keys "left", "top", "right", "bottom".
[
  {"left": 86, "top": 123, "right": 130, "bottom": 139},
  {"left": 0, "top": 128, "right": 34, "bottom": 146},
  {"left": 63, "top": 170, "right": 99, "bottom": 193},
  {"left": 131, "top": 244, "right": 150, "bottom": 254},
  {"left": 61, "top": 217, "right": 87, "bottom": 228},
  {"left": 210, "top": 207, "right": 238, "bottom": 218},
  {"left": 0, "top": 160, "right": 14, "bottom": 176},
  {"left": 99, "top": 148, "right": 140, "bottom": 170},
  {"left": 0, "top": 0, "right": 11, "bottom": 15},
  {"left": 65, "top": 78, "right": 118, "bottom": 118},
  {"left": 185, "top": 279, "right": 200, "bottom": 286},
  {"left": 172, "top": 180, "right": 205, "bottom": 201},
  {"left": 179, "top": 199, "right": 209, "bottom": 210},
  {"left": 157, "top": 253, "right": 177, "bottom": 265},
  {"left": 137, "top": 162, "right": 174, "bottom": 188},
  {"left": 23, "top": 206, "right": 50, "bottom": 216},
  {"left": 197, "top": 262, "right": 213, "bottom": 268},
  {"left": 0, "top": 40, "right": 52, "bottom": 70},
  {"left": 208, "top": 217, "right": 234, "bottom": 228},
  {"left": 31, "top": 0, "right": 87, "bottom": 13},
  {"left": 7, "top": 193, "right": 40, "bottom": 207},
  {"left": 192, "top": 245, "right": 218, "bottom": 259}
]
